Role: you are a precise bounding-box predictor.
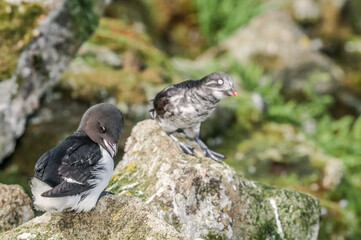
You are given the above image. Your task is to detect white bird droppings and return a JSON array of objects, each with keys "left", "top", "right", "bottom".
[
  {"left": 17, "top": 232, "right": 36, "bottom": 240},
  {"left": 269, "top": 198, "right": 284, "bottom": 239}
]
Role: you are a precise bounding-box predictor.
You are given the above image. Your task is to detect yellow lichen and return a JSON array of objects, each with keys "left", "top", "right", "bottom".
[{"left": 126, "top": 163, "right": 137, "bottom": 171}]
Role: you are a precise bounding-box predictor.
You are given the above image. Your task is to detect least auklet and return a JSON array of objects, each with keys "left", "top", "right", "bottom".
[
  {"left": 30, "top": 103, "right": 124, "bottom": 213},
  {"left": 149, "top": 72, "right": 237, "bottom": 162}
]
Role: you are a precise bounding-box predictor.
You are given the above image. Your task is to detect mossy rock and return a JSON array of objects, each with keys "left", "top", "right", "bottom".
[
  {"left": 0, "top": 1, "right": 45, "bottom": 80},
  {"left": 108, "top": 120, "right": 321, "bottom": 239},
  {"left": 0, "top": 195, "right": 188, "bottom": 239}
]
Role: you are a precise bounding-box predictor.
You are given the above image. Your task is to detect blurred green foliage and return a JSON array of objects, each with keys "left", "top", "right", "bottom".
[
  {"left": 195, "top": 0, "right": 265, "bottom": 44},
  {"left": 231, "top": 59, "right": 361, "bottom": 239}
]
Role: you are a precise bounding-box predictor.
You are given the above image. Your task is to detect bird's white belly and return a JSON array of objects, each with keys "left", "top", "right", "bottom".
[{"left": 163, "top": 105, "right": 212, "bottom": 129}]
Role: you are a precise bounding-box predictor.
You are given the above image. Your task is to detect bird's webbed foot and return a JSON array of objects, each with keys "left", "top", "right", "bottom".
[
  {"left": 195, "top": 137, "right": 226, "bottom": 162},
  {"left": 203, "top": 148, "right": 226, "bottom": 162},
  {"left": 97, "top": 191, "right": 114, "bottom": 203},
  {"left": 176, "top": 140, "right": 194, "bottom": 155},
  {"left": 168, "top": 133, "right": 194, "bottom": 156}
]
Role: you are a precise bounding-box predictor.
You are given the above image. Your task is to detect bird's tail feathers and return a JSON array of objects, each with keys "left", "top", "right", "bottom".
[{"left": 30, "top": 178, "right": 81, "bottom": 213}]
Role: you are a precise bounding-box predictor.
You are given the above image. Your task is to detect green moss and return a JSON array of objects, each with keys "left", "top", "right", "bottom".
[
  {"left": 106, "top": 164, "right": 147, "bottom": 200},
  {"left": 0, "top": 1, "right": 44, "bottom": 80},
  {"left": 60, "top": 66, "right": 150, "bottom": 104},
  {"left": 207, "top": 231, "right": 226, "bottom": 240},
  {"left": 68, "top": 0, "right": 100, "bottom": 41},
  {"left": 255, "top": 221, "right": 281, "bottom": 240}
]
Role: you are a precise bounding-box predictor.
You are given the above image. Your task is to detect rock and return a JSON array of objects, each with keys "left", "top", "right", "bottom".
[
  {"left": 292, "top": 0, "right": 321, "bottom": 24},
  {"left": 0, "top": 183, "right": 34, "bottom": 233},
  {"left": 0, "top": 0, "right": 110, "bottom": 164},
  {"left": 0, "top": 195, "right": 187, "bottom": 240},
  {"left": 109, "top": 120, "right": 321, "bottom": 239},
  {"left": 77, "top": 43, "right": 122, "bottom": 68}
]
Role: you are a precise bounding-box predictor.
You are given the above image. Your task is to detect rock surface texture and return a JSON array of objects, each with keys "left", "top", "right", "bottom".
[
  {"left": 0, "top": 195, "right": 188, "bottom": 240},
  {"left": 109, "top": 120, "right": 321, "bottom": 240},
  {"left": 0, "top": 183, "right": 34, "bottom": 233},
  {"left": 0, "top": 0, "right": 110, "bottom": 164}
]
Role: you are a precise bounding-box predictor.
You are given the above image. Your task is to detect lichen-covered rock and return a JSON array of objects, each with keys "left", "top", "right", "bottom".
[
  {"left": 109, "top": 120, "right": 321, "bottom": 239},
  {"left": 0, "top": 195, "right": 188, "bottom": 240},
  {"left": 0, "top": 183, "right": 34, "bottom": 233}
]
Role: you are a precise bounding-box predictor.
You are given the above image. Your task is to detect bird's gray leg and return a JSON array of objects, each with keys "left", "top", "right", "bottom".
[
  {"left": 194, "top": 137, "right": 225, "bottom": 162},
  {"left": 184, "top": 124, "right": 225, "bottom": 162},
  {"left": 167, "top": 132, "right": 194, "bottom": 155}
]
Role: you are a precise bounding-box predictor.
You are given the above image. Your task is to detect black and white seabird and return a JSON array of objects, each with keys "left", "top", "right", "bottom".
[
  {"left": 30, "top": 103, "right": 124, "bottom": 213},
  {"left": 149, "top": 71, "right": 237, "bottom": 162}
]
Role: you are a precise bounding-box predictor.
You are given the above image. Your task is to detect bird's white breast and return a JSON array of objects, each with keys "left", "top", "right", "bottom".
[{"left": 75, "top": 146, "right": 114, "bottom": 212}]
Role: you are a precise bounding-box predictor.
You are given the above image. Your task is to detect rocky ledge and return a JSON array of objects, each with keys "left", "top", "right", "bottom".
[
  {"left": 109, "top": 120, "right": 320, "bottom": 239},
  {"left": 0, "top": 195, "right": 187, "bottom": 240},
  {"left": 0, "top": 120, "right": 320, "bottom": 239},
  {"left": 0, "top": 183, "right": 34, "bottom": 233}
]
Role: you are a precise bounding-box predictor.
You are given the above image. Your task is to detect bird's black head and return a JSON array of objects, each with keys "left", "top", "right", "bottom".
[
  {"left": 201, "top": 72, "right": 237, "bottom": 99},
  {"left": 77, "top": 103, "right": 124, "bottom": 158}
]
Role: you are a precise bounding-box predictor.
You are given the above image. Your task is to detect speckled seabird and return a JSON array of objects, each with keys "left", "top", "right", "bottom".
[
  {"left": 30, "top": 103, "right": 124, "bottom": 213},
  {"left": 150, "top": 72, "right": 237, "bottom": 162}
]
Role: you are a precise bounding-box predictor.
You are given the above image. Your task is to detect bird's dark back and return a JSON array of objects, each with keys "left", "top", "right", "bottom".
[
  {"left": 34, "top": 133, "right": 97, "bottom": 187},
  {"left": 172, "top": 79, "right": 202, "bottom": 89}
]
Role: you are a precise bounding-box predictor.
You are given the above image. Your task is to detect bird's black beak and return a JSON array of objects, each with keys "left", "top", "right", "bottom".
[{"left": 103, "top": 139, "right": 118, "bottom": 158}]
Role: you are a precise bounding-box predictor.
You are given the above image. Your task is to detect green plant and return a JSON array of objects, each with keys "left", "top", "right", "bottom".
[{"left": 195, "top": 0, "right": 266, "bottom": 44}]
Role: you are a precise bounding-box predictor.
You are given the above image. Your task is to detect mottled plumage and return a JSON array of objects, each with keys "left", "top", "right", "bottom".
[
  {"left": 150, "top": 72, "right": 237, "bottom": 161},
  {"left": 30, "top": 103, "right": 124, "bottom": 213}
]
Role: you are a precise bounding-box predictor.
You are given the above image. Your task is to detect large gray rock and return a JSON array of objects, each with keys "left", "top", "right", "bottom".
[
  {"left": 109, "top": 120, "right": 321, "bottom": 239},
  {"left": 0, "top": 183, "right": 34, "bottom": 233},
  {"left": 0, "top": 0, "right": 110, "bottom": 164},
  {"left": 0, "top": 195, "right": 188, "bottom": 240}
]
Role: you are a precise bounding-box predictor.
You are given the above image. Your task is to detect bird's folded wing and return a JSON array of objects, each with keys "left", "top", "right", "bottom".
[
  {"left": 34, "top": 151, "right": 51, "bottom": 179},
  {"left": 41, "top": 181, "right": 89, "bottom": 197},
  {"left": 42, "top": 143, "right": 102, "bottom": 197}
]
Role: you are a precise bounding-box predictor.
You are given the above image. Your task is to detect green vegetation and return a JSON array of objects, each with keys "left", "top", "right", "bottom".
[{"left": 195, "top": 0, "right": 266, "bottom": 44}]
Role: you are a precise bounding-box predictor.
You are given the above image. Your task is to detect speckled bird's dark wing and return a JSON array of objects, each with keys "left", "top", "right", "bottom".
[{"left": 153, "top": 86, "right": 178, "bottom": 117}]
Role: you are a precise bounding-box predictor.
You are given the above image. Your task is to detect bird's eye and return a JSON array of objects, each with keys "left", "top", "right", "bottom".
[
  {"left": 217, "top": 79, "right": 224, "bottom": 85},
  {"left": 98, "top": 123, "right": 106, "bottom": 133}
]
